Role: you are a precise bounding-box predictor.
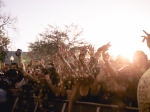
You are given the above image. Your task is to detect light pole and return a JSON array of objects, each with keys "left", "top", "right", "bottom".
[{"left": 10, "top": 56, "right": 14, "bottom": 64}]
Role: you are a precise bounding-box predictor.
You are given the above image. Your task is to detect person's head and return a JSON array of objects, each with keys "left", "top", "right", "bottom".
[
  {"left": 79, "top": 53, "right": 86, "bottom": 62},
  {"left": 102, "top": 67, "right": 114, "bottom": 86},
  {"left": 10, "top": 63, "right": 18, "bottom": 70},
  {"left": 132, "top": 51, "right": 148, "bottom": 68},
  {"left": 33, "top": 67, "right": 41, "bottom": 77},
  {"left": 42, "top": 63, "right": 57, "bottom": 79}
]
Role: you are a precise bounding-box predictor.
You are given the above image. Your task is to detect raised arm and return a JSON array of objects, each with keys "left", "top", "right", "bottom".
[
  {"left": 19, "top": 63, "right": 40, "bottom": 83},
  {"left": 45, "top": 74, "right": 60, "bottom": 97},
  {"left": 15, "top": 49, "right": 26, "bottom": 71},
  {"left": 94, "top": 42, "right": 111, "bottom": 59},
  {"left": 102, "top": 51, "right": 118, "bottom": 77},
  {"left": 57, "top": 44, "right": 77, "bottom": 75}
]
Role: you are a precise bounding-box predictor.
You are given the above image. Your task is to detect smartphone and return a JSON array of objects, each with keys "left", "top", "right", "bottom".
[{"left": 16, "top": 49, "right": 22, "bottom": 56}]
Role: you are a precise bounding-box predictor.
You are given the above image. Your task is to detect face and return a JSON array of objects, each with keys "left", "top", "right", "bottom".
[
  {"left": 27, "top": 67, "right": 33, "bottom": 74},
  {"left": 10, "top": 65, "right": 17, "bottom": 69},
  {"left": 133, "top": 55, "right": 148, "bottom": 75},
  {"left": 79, "top": 54, "right": 85, "bottom": 61},
  {"left": 34, "top": 68, "right": 41, "bottom": 75},
  {"left": 103, "top": 69, "right": 113, "bottom": 86}
]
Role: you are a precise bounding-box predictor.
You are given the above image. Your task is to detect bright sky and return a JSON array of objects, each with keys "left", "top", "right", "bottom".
[{"left": 3, "top": 0, "right": 150, "bottom": 60}]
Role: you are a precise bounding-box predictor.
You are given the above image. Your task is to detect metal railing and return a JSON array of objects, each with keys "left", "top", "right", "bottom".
[
  {"left": 54, "top": 99, "right": 139, "bottom": 112},
  {"left": 11, "top": 94, "right": 139, "bottom": 112}
]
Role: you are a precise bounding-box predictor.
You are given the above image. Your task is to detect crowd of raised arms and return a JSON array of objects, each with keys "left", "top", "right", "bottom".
[{"left": 0, "top": 30, "right": 150, "bottom": 112}]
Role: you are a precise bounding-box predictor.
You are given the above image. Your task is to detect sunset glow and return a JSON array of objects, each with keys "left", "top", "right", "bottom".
[{"left": 3, "top": 0, "right": 150, "bottom": 59}]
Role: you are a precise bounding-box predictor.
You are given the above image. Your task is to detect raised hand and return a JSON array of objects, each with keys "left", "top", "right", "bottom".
[
  {"left": 87, "top": 44, "right": 94, "bottom": 57},
  {"left": 15, "top": 49, "right": 22, "bottom": 58},
  {"left": 45, "top": 74, "right": 51, "bottom": 83},
  {"left": 68, "top": 49, "right": 76, "bottom": 59},
  {"left": 102, "top": 51, "right": 110, "bottom": 62},
  {"left": 58, "top": 43, "right": 67, "bottom": 56},
  {"left": 95, "top": 42, "right": 111, "bottom": 59},
  {"left": 141, "top": 30, "right": 150, "bottom": 49},
  {"left": 40, "top": 58, "right": 45, "bottom": 65},
  {"left": 100, "top": 42, "right": 111, "bottom": 52}
]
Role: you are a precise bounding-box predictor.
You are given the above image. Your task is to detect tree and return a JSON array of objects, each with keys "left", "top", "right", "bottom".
[
  {"left": 0, "top": 0, "right": 17, "bottom": 30},
  {"left": 0, "top": 0, "right": 17, "bottom": 62},
  {"left": 28, "top": 24, "right": 88, "bottom": 61},
  {"left": 0, "top": 30, "right": 10, "bottom": 62}
]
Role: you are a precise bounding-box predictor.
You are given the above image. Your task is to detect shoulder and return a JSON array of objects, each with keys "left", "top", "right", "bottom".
[
  {"left": 118, "top": 65, "right": 133, "bottom": 75},
  {"left": 117, "top": 65, "right": 135, "bottom": 81}
]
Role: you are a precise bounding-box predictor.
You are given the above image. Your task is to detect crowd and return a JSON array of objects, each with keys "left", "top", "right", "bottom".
[{"left": 0, "top": 30, "right": 150, "bottom": 112}]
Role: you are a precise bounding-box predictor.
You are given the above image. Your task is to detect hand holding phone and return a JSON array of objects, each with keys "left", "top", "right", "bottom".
[{"left": 15, "top": 49, "right": 22, "bottom": 57}]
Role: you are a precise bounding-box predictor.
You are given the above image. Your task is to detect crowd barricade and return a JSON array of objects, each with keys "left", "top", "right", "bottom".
[
  {"left": 11, "top": 93, "right": 39, "bottom": 112},
  {"left": 11, "top": 93, "right": 21, "bottom": 112},
  {"left": 54, "top": 99, "right": 139, "bottom": 112},
  {"left": 10, "top": 95, "right": 139, "bottom": 112}
]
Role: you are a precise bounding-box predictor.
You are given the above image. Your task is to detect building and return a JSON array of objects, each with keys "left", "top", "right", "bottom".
[{"left": 4, "top": 51, "right": 30, "bottom": 66}]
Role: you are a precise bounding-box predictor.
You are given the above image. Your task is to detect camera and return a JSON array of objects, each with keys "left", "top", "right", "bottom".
[{"left": 15, "top": 49, "right": 22, "bottom": 56}]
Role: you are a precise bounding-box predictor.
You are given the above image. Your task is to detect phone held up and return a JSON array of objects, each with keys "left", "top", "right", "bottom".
[{"left": 15, "top": 49, "right": 22, "bottom": 57}]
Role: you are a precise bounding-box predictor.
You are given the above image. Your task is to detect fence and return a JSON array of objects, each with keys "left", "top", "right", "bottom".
[
  {"left": 54, "top": 99, "right": 139, "bottom": 112},
  {"left": 11, "top": 94, "right": 139, "bottom": 112}
]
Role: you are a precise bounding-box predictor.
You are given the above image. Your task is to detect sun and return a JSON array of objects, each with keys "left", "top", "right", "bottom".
[{"left": 108, "top": 43, "right": 136, "bottom": 63}]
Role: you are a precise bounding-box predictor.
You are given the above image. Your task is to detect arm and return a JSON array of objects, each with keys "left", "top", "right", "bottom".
[
  {"left": 18, "top": 55, "right": 26, "bottom": 71},
  {"left": 21, "top": 69, "right": 40, "bottom": 83},
  {"left": 37, "top": 88, "right": 44, "bottom": 111},
  {"left": 102, "top": 51, "right": 118, "bottom": 77},
  {"left": 16, "top": 50, "right": 38, "bottom": 82},
  {"left": 68, "top": 82, "right": 80, "bottom": 112},
  {"left": 59, "top": 82, "right": 66, "bottom": 97},
  {"left": 45, "top": 74, "right": 60, "bottom": 97},
  {"left": 58, "top": 47, "right": 78, "bottom": 76},
  {"left": 90, "top": 78, "right": 101, "bottom": 96},
  {"left": 94, "top": 42, "right": 111, "bottom": 59},
  {"left": 9, "top": 88, "right": 23, "bottom": 93},
  {"left": 58, "top": 66, "right": 66, "bottom": 97},
  {"left": 19, "top": 63, "right": 39, "bottom": 83}
]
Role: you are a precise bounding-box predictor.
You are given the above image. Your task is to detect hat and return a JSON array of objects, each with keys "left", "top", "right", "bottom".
[{"left": 0, "top": 89, "right": 7, "bottom": 103}]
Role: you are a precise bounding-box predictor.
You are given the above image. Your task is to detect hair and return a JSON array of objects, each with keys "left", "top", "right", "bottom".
[
  {"left": 10, "top": 62, "right": 18, "bottom": 69},
  {"left": 133, "top": 51, "right": 148, "bottom": 62}
]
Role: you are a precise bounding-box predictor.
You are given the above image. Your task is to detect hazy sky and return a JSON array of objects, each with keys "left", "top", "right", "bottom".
[{"left": 3, "top": 0, "right": 150, "bottom": 60}]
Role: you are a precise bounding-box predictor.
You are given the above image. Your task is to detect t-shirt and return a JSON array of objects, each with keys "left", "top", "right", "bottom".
[{"left": 4, "top": 69, "right": 24, "bottom": 88}]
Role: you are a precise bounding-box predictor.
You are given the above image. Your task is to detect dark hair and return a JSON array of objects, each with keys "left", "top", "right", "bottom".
[{"left": 10, "top": 62, "right": 18, "bottom": 69}]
